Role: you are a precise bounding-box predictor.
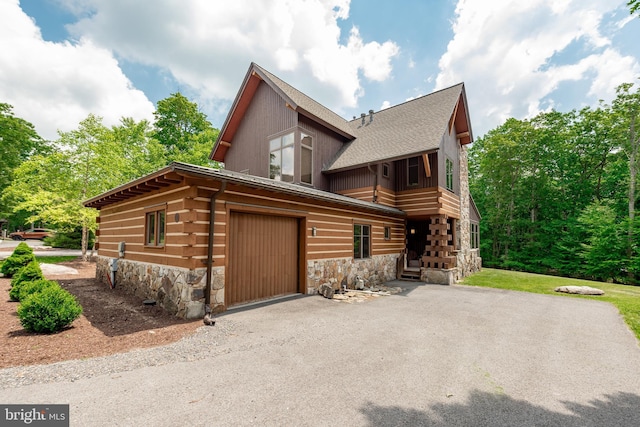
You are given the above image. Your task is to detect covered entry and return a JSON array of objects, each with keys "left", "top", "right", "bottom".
[{"left": 227, "top": 211, "right": 300, "bottom": 306}]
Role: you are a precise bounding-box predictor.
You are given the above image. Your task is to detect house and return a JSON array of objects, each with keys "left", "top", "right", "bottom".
[{"left": 83, "top": 63, "right": 481, "bottom": 319}]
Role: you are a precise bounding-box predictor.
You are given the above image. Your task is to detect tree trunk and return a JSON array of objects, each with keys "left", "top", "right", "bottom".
[{"left": 81, "top": 224, "right": 88, "bottom": 262}]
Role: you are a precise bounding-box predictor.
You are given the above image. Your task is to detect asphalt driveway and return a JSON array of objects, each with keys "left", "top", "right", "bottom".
[{"left": 1, "top": 282, "right": 639, "bottom": 426}]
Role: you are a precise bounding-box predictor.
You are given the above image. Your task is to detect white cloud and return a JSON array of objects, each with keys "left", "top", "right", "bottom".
[
  {"left": 64, "top": 0, "right": 399, "bottom": 111},
  {"left": 436, "top": 0, "right": 640, "bottom": 136},
  {"left": 0, "top": 0, "right": 154, "bottom": 140},
  {"left": 380, "top": 100, "right": 391, "bottom": 110}
]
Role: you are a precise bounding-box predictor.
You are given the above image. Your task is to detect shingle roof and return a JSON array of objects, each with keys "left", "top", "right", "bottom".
[
  {"left": 253, "top": 64, "right": 355, "bottom": 138},
  {"left": 324, "top": 83, "right": 465, "bottom": 172}
]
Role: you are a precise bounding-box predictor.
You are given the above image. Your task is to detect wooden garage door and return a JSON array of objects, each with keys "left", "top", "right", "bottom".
[{"left": 227, "top": 212, "right": 299, "bottom": 306}]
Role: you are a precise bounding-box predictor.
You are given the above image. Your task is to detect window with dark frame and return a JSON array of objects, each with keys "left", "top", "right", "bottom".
[
  {"left": 301, "top": 132, "right": 313, "bottom": 185},
  {"left": 384, "top": 226, "right": 391, "bottom": 240},
  {"left": 353, "top": 224, "right": 370, "bottom": 259},
  {"left": 446, "top": 157, "right": 454, "bottom": 191},
  {"left": 382, "top": 163, "right": 390, "bottom": 178},
  {"left": 407, "top": 157, "right": 419, "bottom": 186},
  {"left": 471, "top": 222, "right": 479, "bottom": 249},
  {"left": 269, "top": 132, "right": 294, "bottom": 182},
  {"left": 145, "top": 209, "right": 166, "bottom": 247}
]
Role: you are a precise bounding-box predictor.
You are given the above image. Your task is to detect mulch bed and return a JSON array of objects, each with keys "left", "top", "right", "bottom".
[{"left": 0, "top": 259, "right": 201, "bottom": 369}]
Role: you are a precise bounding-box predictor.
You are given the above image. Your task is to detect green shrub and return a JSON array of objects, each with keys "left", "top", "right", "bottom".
[
  {"left": 16, "top": 279, "right": 60, "bottom": 302},
  {"left": 12, "top": 242, "right": 33, "bottom": 256},
  {"left": 44, "top": 228, "right": 94, "bottom": 249},
  {"left": 17, "top": 286, "right": 83, "bottom": 333},
  {"left": 0, "top": 252, "right": 36, "bottom": 277},
  {"left": 9, "top": 261, "right": 44, "bottom": 301}
]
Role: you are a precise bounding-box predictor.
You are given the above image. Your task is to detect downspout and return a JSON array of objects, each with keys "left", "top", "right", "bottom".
[
  {"left": 367, "top": 164, "right": 378, "bottom": 203},
  {"left": 203, "top": 180, "right": 227, "bottom": 325}
]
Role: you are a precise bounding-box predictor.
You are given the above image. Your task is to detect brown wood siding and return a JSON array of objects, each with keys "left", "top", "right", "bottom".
[
  {"left": 336, "top": 186, "right": 375, "bottom": 203},
  {"left": 440, "top": 126, "right": 460, "bottom": 195},
  {"left": 395, "top": 153, "right": 438, "bottom": 192},
  {"left": 440, "top": 190, "right": 461, "bottom": 218},
  {"left": 95, "top": 176, "right": 405, "bottom": 272},
  {"left": 299, "top": 116, "right": 347, "bottom": 191},
  {"left": 224, "top": 81, "right": 297, "bottom": 176},
  {"left": 227, "top": 212, "right": 299, "bottom": 306},
  {"left": 396, "top": 186, "right": 460, "bottom": 219},
  {"left": 329, "top": 167, "right": 375, "bottom": 192},
  {"left": 376, "top": 186, "right": 397, "bottom": 207}
]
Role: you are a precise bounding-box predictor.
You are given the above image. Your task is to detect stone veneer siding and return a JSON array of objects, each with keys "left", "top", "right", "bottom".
[
  {"left": 95, "top": 256, "right": 225, "bottom": 319},
  {"left": 307, "top": 254, "right": 399, "bottom": 293}
]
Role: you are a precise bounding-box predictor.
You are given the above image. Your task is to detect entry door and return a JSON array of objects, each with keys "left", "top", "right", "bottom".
[{"left": 228, "top": 212, "right": 299, "bottom": 306}]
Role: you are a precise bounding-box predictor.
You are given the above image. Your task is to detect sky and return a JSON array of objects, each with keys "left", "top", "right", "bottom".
[{"left": 1, "top": 0, "right": 639, "bottom": 142}]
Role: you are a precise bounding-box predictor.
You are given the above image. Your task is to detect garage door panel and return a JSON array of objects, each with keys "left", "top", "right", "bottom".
[{"left": 228, "top": 212, "right": 299, "bottom": 306}]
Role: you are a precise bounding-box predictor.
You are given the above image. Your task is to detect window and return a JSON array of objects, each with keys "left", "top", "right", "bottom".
[
  {"left": 146, "top": 209, "right": 166, "bottom": 247},
  {"left": 382, "top": 163, "right": 390, "bottom": 178},
  {"left": 301, "top": 132, "right": 313, "bottom": 184},
  {"left": 384, "top": 226, "right": 391, "bottom": 240},
  {"left": 407, "top": 157, "right": 419, "bottom": 186},
  {"left": 269, "top": 131, "right": 313, "bottom": 184},
  {"left": 446, "top": 157, "right": 454, "bottom": 191},
  {"left": 269, "top": 133, "right": 294, "bottom": 182},
  {"left": 354, "top": 224, "right": 370, "bottom": 259},
  {"left": 471, "top": 222, "right": 479, "bottom": 249}
]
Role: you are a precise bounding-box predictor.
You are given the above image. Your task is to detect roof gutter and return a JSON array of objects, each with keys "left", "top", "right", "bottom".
[{"left": 203, "top": 180, "right": 227, "bottom": 325}]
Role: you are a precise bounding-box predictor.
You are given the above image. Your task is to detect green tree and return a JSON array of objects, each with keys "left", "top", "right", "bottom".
[
  {"left": 3, "top": 115, "right": 167, "bottom": 259},
  {"left": 153, "top": 93, "right": 215, "bottom": 159},
  {"left": 0, "top": 104, "right": 49, "bottom": 222},
  {"left": 609, "top": 82, "right": 640, "bottom": 267},
  {"left": 629, "top": 0, "right": 639, "bottom": 16}
]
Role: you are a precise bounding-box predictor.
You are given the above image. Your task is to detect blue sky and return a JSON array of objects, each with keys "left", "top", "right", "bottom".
[{"left": 1, "top": 0, "right": 639, "bottom": 141}]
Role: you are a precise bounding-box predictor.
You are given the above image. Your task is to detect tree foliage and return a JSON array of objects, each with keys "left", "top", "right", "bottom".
[
  {"left": 152, "top": 92, "right": 218, "bottom": 164},
  {"left": 0, "top": 104, "right": 49, "bottom": 221},
  {"left": 470, "top": 82, "right": 640, "bottom": 283},
  {"left": 2, "top": 93, "right": 219, "bottom": 255}
]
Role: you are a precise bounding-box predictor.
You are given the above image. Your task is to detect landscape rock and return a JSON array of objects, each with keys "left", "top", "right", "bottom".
[
  {"left": 554, "top": 286, "right": 604, "bottom": 295},
  {"left": 318, "top": 283, "right": 335, "bottom": 299}
]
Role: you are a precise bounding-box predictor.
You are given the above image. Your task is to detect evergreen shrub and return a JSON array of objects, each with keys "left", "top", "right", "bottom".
[
  {"left": 17, "top": 279, "right": 60, "bottom": 302},
  {"left": 9, "top": 261, "right": 44, "bottom": 301},
  {"left": 0, "top": 253, "right": 36, "bottom": 277},
  {"left": 17, "top": 287, "right": 83, "bottom": 333}
]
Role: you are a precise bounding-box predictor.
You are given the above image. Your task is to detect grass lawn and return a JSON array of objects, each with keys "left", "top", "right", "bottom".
[{"left": 462, "top": 268, "right": 640, "bottom": 343}]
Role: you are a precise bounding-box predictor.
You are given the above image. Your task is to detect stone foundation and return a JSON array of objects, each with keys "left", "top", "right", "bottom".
[
  {"left": 454, "top": 248, "right": 482, "bottom": 282},
  {"left": 95, "top": 256, "right": 225, "bottom": 319},
  {"left": 421, "top": 268, "right": 456, "bottom": 285},
  {"left": 306, "top": 254, "right": 399, "bottom": 293}
]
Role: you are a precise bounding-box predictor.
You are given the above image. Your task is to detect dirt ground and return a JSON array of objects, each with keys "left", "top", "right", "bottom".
[{"left": 0, "top": 259, "right": 201, "bottom": 369}]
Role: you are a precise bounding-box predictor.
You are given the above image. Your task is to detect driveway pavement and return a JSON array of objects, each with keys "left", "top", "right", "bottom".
[
  {"left": 0, "top": 238, "right": 83, "bottom": 259},
  {"left": 1, "top": 283, "right": 639, "bottom": 426}
]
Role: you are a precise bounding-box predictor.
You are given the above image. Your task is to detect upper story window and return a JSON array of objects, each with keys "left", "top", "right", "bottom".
[
  {"left": 382, "top": 163, "right": 390, "bottom": 178},
  {"left": 301, "top": 132, "right": 313, "bottom": 185},
  {"left": 269, "top": 131, "right": 313, "bottom": 184},
  {"left": 407, "top": 157, "right": 419, "bottom": 186},
  {"left": 445, "top": 157, "right": 454, "bottom": 191},
  {"left": 270, "top": 132, "right": 294, "bottom": 182}
]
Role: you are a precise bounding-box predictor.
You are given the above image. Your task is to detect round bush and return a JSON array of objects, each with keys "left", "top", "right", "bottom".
[
  {"left": 16, "top": 279, "right": 60, "bottom": 302},
  {"left": 17, "top": 287, "right": 83, "bottom": 333},
  {"left": 0, "top": 253, "right": 36, "bottom": 277},
  {"left": 9, "top": 261, "right": 44, "bottom": 301}
]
